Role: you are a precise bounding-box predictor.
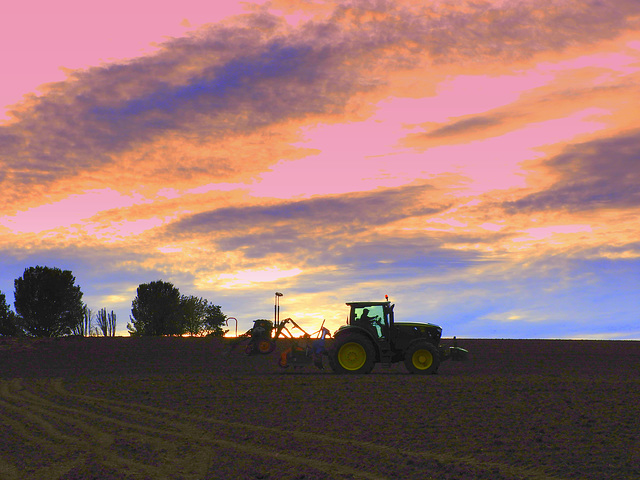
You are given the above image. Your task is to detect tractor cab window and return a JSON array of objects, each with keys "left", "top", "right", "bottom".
[{"left": 352, "top": 305, "right": 385, "bottom": 338}]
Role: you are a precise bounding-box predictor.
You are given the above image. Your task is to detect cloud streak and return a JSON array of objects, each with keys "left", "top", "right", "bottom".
[
  {"left": 168, "top": 184, "right": 441, "bottom": 234},
  {"left": 505, "top": 129, "right": 640, "bottom": 212}
]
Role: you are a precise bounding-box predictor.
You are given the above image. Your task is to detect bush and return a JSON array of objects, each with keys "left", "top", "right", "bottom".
[{"left": 14, "top": 266, "right": 84, "bottom": 337}]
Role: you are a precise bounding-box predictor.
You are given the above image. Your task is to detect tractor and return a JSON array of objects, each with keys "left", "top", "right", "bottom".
[{"left": 328, "top": 297, "right": 468, "bottom": 374}]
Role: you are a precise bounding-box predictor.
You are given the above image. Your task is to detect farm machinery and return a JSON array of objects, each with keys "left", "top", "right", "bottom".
[
  {"left": 230, "top": 293, "right": 332, "bottom": 369},
  {"left": 232, "top": 293, "right": 468, "bottom": 374}
]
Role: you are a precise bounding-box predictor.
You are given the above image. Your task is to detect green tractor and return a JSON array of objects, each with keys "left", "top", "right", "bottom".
[{"left": 328, "top": 298, "right": 468, "bottom": 374}]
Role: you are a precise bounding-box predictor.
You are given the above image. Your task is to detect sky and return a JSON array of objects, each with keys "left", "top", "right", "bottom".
[{"left": 1, "top": 0, "right": 639, "bottom": 339}]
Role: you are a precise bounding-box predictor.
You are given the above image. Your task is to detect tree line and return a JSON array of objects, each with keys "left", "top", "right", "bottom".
[{"left": 0, "top": 266, "right": 227, "bottom": 337}]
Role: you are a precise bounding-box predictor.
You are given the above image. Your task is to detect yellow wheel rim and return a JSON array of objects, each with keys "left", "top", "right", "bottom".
[
  {"left": 412, "top": 349, "right": 433, "bottom": 370},
  {"left": 258, "top": 340, "right": 272, "bottom": 353},
  {"left": 338, "top": 342, "right": 367, "bottom": 371}
]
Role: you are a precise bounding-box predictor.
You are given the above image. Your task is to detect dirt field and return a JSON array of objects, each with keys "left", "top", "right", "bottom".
[{"left": 1, "top": 336, "right": 639, "bottom": 479}]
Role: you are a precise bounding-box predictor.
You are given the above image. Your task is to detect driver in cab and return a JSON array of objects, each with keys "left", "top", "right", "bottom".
[{"left": 357, "top": 308, "right": 383, "bottom": 337}]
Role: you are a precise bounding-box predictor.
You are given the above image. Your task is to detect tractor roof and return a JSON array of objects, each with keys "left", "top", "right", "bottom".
[{"left": 346, "top": 301, "right": 392, "bottom": 307}]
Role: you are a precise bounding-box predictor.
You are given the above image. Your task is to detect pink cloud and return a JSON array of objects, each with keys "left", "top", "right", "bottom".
[
  {"left": 375, "top": 72, "right": 554, "bottom": 125},
  {"left": 1, "top": 0, "right": 265, "bottom": 121},
  {"left": 0, "top": 189, "right": 149, "bottom": 234}
]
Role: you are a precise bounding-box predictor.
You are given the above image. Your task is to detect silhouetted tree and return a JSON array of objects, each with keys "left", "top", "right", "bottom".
[
  {"left": 0, "top": 291, "right": 20, "bottom": 336},
  {"left": 108, "top": 310, "right": 116, "bottom": 336},
  {"left": 96, "top": 308, "right": 117, "bottom": 336},
  {"left": 181, "top": 295, "right": 227, "bottom": 336},
  {"left": 128, "top": 281, "right": 182, "bottom": 336},
  {"left": 181, "top": 295, "right": 205, "bottom": 336},
  {"left": 203, "top": 302, "right": 227, "bottom": 337},
  {"left": 14, "top": 266, "right": 84, "bottom": 337},
  {"left": 72, "top": 305, "right": 92, "bottom": 336}
]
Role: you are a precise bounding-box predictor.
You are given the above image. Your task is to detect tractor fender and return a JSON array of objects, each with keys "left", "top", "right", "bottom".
[
  {"left": 404, "top": 337, "right": 440, "bottom": 362},
  {"left": 332, "top": 326, "right": 380, "bottom": 360}
]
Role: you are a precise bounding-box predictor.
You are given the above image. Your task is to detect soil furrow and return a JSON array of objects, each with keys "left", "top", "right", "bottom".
[
  {"left": 0, "top": 394, "right": 78, "bottom": 447},
  {"left": 0, "top": 391, "right": 91, "bottom": 479},
  {"left": 8, "top": 378, "right": 388, "bottom": 480},
  {"left": 0, "top": 449, "right": 23, "bottom": 480},
  {"left": 16, "top": 381, "right": 216, "bottom": 479},
  {"left": 2, "top": 375, "right": 572, "bottom": 480},
  {"left": 40, "top": 379, "right": 393, "bottom": 479},
  {"left": 52, "top": 378, "right": 568, "bottom": 480},
  {"left": 0, "top": 379, "right": 183, "bottom": 479},
  {"left": 39, "top": 380, "right": 415, "bottom": 478},
  {"left": 28, "top": 457, "right": 87, "bottom": 480}
]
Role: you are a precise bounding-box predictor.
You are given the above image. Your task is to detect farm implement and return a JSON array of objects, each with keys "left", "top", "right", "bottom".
[
  {"left": 228, "top": 293, "right": 332, "bottom": 369},
  {"left": 231, "top": 293, "right": 468, "bottom": 374}
]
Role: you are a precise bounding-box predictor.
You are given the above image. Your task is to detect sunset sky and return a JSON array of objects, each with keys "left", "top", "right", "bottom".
[{"left": 1, "top": 0, "right": 639, "bottom": 339}]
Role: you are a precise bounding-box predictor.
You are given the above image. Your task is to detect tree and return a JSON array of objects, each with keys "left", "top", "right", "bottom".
[
  {"left": 14, "top": 266, "right": 84, "bottom": 337},
  {"left": 0, "top": 291, "right": 20, "bottom": 336},
  {"left": 108, "top": 310, "right": 117, "bottom": 336},
  {"left": 72, "top": 305, "right": 92, "bottom": 336},
  {"left": 96, "top": 308, "right": 117, "bottom": 336},
  {"left": 128, "top": 281, "right": 182, "bottom": 336},
  {"left": 202, "top": 302, "right": 227, "bottom": 337},
  {"left": 181, "top": 295, "right": 227, "bottom": 336},
  {"left": 180, "top": 295, "right": 204, "bottom": 336}
]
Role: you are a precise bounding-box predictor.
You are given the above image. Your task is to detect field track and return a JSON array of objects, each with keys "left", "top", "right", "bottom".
[
  {"left": 0, "top": 337, "right": 639, "bottom": 479},
  {"left": 0, "top": 376, "right": 572, "bottom": 480}
]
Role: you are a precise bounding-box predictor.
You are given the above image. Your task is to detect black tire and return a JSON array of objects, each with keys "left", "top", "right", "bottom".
[
  {"left": 329, "top": 333, "right": 376, "bottom": 374},
  {"left": 404, "top": 341, "right": 440, "bottom": 374}
]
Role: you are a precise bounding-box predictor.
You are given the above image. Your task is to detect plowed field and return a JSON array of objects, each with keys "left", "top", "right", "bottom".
[{"left": 1, "top": 336, "right": 639, "bottom": 479}]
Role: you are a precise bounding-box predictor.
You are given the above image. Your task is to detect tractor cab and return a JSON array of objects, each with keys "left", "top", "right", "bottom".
[{"left": 347, "top": 301, "right": 394, "bottom": 339}]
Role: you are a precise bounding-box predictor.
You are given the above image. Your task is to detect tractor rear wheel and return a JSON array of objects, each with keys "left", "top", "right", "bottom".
[
  {"left": 404, "top": 341, "right": 440, "bottom": 374},
  {"left": 329, "top": 333, "right": 375, "bottom": 374}
]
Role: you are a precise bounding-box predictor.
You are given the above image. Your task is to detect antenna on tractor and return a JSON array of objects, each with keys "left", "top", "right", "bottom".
[{"left": 275, "top": 292, "right": 283, "bottom": 327}]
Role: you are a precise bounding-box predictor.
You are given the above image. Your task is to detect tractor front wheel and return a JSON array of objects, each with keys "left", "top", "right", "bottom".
[
  {"left": 329, "top": 334, "right": 375, "bottom": 374},
  {"left": 404, "top": 341, "right": 440, "bottom": 374}
]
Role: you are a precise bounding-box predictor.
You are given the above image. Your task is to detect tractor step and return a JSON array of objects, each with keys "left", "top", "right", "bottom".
[{"left": 380, "top": 352, "right": 393, "bottom": 368}]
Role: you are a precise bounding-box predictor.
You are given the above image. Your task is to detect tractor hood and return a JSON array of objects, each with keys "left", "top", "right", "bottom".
[
  {"left": 395, "top": 322, "right": 442, "bottom": 330},
  {"left": 394, "top": 322, "right": 443, "bottom": 344},
  {"left": 395, "top": 322, "right": 443, "bottom": 337}
]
